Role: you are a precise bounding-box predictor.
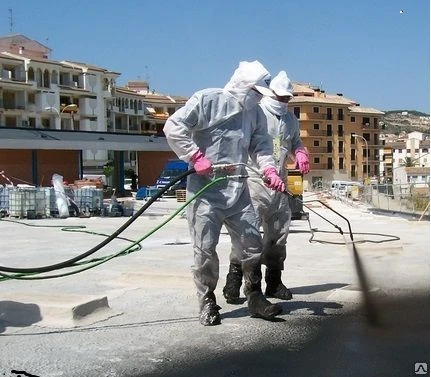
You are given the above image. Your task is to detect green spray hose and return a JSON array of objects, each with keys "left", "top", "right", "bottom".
[
  {"left": 0, "top": 168, "right": 195, "bottom": 275},
  {"left": 0, "top": 176, "right": 228, "bottom": 281}
]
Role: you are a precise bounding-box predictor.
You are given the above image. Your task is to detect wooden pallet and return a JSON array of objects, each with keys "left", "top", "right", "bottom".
[
  {"left": 176, "top": 189, "right": 186, "bottom": 202},
  {"left": 73, "top": 179, "right": 104, "bottom": 188}
]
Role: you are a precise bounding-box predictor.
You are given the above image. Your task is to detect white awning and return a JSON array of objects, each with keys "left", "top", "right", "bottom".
[{"left": 0, "top": 128, "right": 171, "bottom": 151}]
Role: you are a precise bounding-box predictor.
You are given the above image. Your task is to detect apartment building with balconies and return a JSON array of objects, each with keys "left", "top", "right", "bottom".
[
  {"left": 1, "top": 34, "right": 391, "bottom": 192},
  {"left": 0, "top": 35, "right": 186, "bottom": 189},
  {"left": 288, "top": 83, "right": 384, "bottom": 188},
  {"left": 105, "top": 82, "right": 187, "bottom": 178},
  {"left": 386, "top": 132, "right": 430, "bottom": 185}
]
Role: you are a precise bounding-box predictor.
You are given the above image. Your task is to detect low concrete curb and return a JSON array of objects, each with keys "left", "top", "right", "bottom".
[{"left": 0, "top": 292, "right": 122, "bottom": 328}]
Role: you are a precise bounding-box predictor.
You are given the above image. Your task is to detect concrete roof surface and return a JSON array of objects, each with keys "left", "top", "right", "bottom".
[{"left": 0, "top": 196, "right": 429, "bottom": 377}]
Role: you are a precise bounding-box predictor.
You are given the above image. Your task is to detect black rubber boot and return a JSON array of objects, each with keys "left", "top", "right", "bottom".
[
  {"left": 243, "top": 265, "right": 282, "bottom": 320},
  {"left": 222, "top": 263, "right": 243, "bottom": 304},
  {"left": 199, "top": 292, "right": 221, "bottom": 326},
  {"left": 247, "top": 290, "right": 283, "bottom": 320},
  {"left": 265, "top": 268, "right": 293, "bottom": 300}
]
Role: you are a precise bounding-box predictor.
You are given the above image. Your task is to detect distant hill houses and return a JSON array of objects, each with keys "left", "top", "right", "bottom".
[{"left": 382, "top": 110, "right": 430, "bottom": 134}]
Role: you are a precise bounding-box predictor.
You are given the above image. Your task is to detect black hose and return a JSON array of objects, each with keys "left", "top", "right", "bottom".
[
  {"left": 0, "top": 168, "right": 195, "bottom": 274},
  {"left": 288, "top": 191, "right": 379, "bottom": 326}
]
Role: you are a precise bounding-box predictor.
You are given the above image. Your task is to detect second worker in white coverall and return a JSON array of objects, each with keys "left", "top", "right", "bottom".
[{"left": 223, "top": 70, "right": 310, "bottom": 303}]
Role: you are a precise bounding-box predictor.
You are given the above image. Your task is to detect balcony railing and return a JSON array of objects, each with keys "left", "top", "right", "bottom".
[
  {"left": 302, "top": 129, "right": 327, "bottom": 137},
  {"left": 302, "top": 113, "right": 327, "bottom": 120},
  {"left": 310, "top": 163, "right": 329, "bottom": 170},
  {"left": 308, "top": 146, "right": 329, "bottom": 154}
]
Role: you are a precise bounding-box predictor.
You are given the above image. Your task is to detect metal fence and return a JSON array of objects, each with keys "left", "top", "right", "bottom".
[
  {"left": 314, "top": 181, "right": 430, "bottom": 219},
  {"left": 363, "top": 183, "right": 429, "bottom": 217}
]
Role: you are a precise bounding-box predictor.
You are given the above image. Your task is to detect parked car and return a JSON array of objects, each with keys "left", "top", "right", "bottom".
[
  {"left": 330, "top": 180, "right": 363, "bottom": 197},
  {"left": 155, "top": 159, "right": 188, "bottom": 196}
]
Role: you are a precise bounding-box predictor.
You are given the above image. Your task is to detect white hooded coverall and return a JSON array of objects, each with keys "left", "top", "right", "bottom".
[
  {"left": 232, "top": 72, "right": 305, "bottom": 271},
  {"left": 163, "top": 61, "right": 277, "bottom": 302}
]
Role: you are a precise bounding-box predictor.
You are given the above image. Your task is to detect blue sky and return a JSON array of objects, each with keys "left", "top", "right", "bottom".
[{"left": 1, "top": 0, "right": 430, "bottom": 113}]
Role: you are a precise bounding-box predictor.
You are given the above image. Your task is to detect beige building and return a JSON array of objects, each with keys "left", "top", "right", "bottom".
[
  {"left": 0, "top": 34, "right": 186, "bottom": 189},
  {"left": 288, "top": 83, "right": 384, "bottom": 188}
]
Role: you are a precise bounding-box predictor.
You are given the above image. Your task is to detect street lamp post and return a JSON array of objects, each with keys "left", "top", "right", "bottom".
[
  {"left": 353, "top": 133, "right": 369, "bottom": 181},
  {"left": 45, "top": 106, "right": 60, "bottom": 116},
  {"left": 45, "top": 104, "right": 78, "bottom": 130}
]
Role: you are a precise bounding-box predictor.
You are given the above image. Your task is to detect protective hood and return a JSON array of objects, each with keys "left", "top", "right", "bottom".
[
  {"left": 270, "top": 70, "right": 293, "bottom": 97},
  {"left": 224, "top": 60, "right": 273, "bottom": 109},
  {"left": 260, "top": 70, "right": 293, "bottom": 115}
]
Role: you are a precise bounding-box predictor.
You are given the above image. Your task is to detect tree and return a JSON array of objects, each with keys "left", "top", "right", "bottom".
[
  {"left": 103, "top": 160, "right": 114, "bottom": 178},
  {"left": 400, "top": 157, "right": 418, "bottom": 167}
]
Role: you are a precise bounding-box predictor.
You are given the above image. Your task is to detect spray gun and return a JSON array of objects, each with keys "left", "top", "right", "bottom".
[
  {"left": 211, "top": 162, "right": 266, "bottom": 180},
  {"left": 212, "top": 163, "right": 288, "bottom": 194}
]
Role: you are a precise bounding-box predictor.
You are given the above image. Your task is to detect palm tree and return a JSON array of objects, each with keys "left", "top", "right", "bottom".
[{"left": 400, "top": 157, "right": 418, "bottom": 167}]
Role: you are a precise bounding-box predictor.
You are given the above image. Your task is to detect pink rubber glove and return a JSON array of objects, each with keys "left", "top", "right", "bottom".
[
  {"left": 263, "top": 167, "right": 286, "bottom": 192},
  {"left": 295, "top": 148, "right": 310, "bottom": 174},
  {"left": 191, "top": 150, "right": 212, "bottom": 175}
]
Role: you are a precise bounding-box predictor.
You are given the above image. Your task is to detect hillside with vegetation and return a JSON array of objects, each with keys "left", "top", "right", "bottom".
[{"left": 382, "top": 110, "right": 430, "bottom": 135}]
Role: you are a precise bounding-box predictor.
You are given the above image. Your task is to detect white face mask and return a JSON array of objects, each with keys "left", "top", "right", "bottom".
[
  {"left": 242, "top": 89, "right": 263, "bottom": 111},
  {"left": 261, "top": 97, "right": 289, "bottom": 116}
]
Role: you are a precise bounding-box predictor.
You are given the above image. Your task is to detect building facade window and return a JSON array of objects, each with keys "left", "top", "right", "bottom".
[
  {"left": 28, "top": 67, "right": 35, "bottom": 81},
  {"left": 41, "top": 118, "right": 50, "bottom": 129},
  {"left": 28, "top": 93, "right": 35, "bottom": 104},
  {"left": 43, "top": 69, "right": 50, "bottom": 88},
  {"left": 51, "top": 70, "right": 58, "bottom": 84}
]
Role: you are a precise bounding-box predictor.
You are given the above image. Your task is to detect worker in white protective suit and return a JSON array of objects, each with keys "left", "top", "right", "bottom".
[
  {"left": 163, "top": 60, "right": 286, "bottom": 326},
  {"left": 223, "top": 70, "right": 310, "bottom": 304}
]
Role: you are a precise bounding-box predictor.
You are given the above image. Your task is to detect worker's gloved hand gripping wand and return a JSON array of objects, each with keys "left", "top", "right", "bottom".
[
  {"left": 262, "top": 167, "right": 285, "bottom": 192},
  {"left": 191, "top": 150, "right": 213, "bottom": 175}
]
